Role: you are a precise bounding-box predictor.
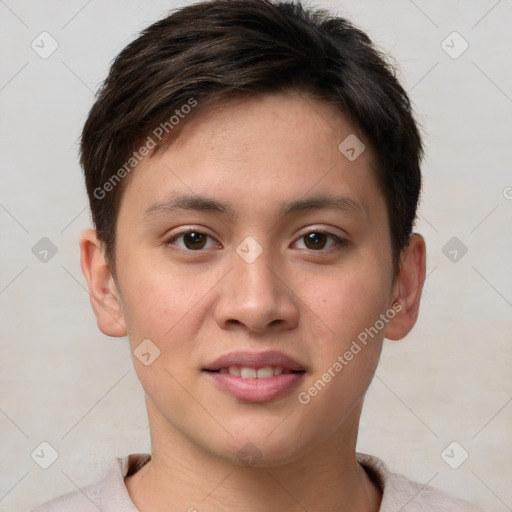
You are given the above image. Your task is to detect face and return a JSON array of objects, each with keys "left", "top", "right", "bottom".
[{"left": 91, "top": 92, "right": 408, "bottom": 466}]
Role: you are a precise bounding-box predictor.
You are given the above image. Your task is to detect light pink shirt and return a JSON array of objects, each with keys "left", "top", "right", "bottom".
[{"left": 29, "top": 452, "right": 488, "bottom": 511}]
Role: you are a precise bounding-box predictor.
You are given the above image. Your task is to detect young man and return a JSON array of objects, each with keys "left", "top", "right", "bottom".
[{"left": 31, "top": 0, "right": 487, "bottom": 510}]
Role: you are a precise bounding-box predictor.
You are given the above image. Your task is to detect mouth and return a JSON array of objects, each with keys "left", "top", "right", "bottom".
[
  {"left": 203, "top": 349, "right": 307, "bottom": 373},
  {"left": 202, "top": 350, "right": 307, "bottom": 403},
  {"left": 205, "top": 365, "right": 305, "bottom": 378}
]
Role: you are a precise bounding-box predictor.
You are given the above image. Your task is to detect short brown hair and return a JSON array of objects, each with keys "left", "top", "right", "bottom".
[{"left": 80, "top": 0, "right": 423, "bottom": 274}]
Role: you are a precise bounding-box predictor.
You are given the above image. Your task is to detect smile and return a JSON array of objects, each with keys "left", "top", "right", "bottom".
[{"left": 212, "top": 365, "right": 303, "bottom": 378}]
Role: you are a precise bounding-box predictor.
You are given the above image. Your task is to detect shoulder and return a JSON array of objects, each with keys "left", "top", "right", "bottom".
[
  {"left": 27, "top": 454, "right": 150, "bottom": 512},
  {"left": 388, "top": 471, "right": 487, "bottom": 511},
  {"left": 356, "top": 452, "right": 489, "bottom": 512}
]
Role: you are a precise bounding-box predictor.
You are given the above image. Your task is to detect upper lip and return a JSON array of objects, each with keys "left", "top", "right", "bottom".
[{"left": 203, "top": 350, "right": 306, "bottom": 372}]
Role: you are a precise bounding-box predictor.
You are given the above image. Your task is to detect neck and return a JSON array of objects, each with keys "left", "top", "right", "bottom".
[{"left": 125, "top": 399, "right": 382, "bottom": 512}]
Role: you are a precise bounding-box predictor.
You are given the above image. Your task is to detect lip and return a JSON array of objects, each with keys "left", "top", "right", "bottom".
[
  {"left": 203, "top": 350, "right": 306, "bottom": 372},
  {"left": 202, "top": 350, "right": 307, "bottom": 403},
  {"left": 204, "top": 371, "right": 305, "bottom": 403}
]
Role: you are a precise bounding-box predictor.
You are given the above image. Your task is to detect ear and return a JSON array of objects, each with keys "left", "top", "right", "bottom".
[
  {"left": 384, "top": 233, "right": 426, "bottom": 341},
  {"left": 79, "top": 229, "right": 127, "bottom": 337}
]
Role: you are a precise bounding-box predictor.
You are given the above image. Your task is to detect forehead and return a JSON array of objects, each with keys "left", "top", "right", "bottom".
[
  {"left": 119, "top": 91, "right": 385, "bottom": 224},
  {"left": 167, "top": 91, "right": 363, "bottom": 161}
]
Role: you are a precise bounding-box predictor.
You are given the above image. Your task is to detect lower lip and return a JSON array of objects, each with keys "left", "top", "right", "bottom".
[{"left": 203, "top": 371, "right": 306, "bottom": 403}]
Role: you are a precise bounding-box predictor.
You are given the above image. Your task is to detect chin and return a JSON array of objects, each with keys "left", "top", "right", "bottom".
[{"left": 204, "top": 420, "right": 313, "bottom": 468}]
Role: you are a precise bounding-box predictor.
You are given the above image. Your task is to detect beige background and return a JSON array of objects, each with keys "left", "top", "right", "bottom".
[{"left": 1, "top": 1, "right": 511, "bottom": 511}]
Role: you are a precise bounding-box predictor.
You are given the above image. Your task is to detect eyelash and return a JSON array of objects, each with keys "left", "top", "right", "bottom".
[{"left": 164, "top": 228, "right": 348, "bottom": 252}]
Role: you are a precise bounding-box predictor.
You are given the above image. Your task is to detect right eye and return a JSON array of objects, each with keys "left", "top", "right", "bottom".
[{"left": 164, "top": 229, "right": 221, "bottom": 251}]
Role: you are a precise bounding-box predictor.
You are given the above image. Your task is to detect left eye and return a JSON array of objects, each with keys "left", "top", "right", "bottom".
[{"left": 293, "top": 231, "right": 345, "bottom": 251}]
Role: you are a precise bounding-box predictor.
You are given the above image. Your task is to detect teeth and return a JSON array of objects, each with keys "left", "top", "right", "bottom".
[
  {"left": 256, "top": 366, "right": 273, "bottom": 379},
  {"left": 219, "top": 365, "right": 293, "bottom": 378},
  {"left": 228, "top": 365, "right": 241, "bottom": 377},
  {"left": 240, "top": 367, "right": 257, "bottom": 379}
]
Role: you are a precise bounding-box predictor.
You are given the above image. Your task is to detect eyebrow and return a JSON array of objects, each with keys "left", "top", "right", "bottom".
[{"left": 141, "top": 192, "right": 366, "bottom": 221}]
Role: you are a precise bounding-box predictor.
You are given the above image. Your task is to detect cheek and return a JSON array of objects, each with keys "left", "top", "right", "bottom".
[
  {"left": 296, "top": 269, "right": 387, "bottom": 429},
  {"left": 118, "top": 253, "right": 205, "bottom": 339},
  {"left": 306, "top": 264, "right": 391, "bottom": 345},
  {"left": 118, "top": 258, "right": 225, "bottom": 390},
  {"left": 120, "top": 263, "right": 210, "bottom": 409}
]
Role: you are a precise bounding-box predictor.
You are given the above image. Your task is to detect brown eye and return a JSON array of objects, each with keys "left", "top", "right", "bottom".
[
  {"left": 304, "top": 232, "right": 328, "bottom": 250},
  {"left": 165, "top": 230, "right": 219, "bottom": 251},
  {"left": 182, "top": 231, "right": 207, "bottom": 250},
  {"left": 294, "top": 230, "right": 346, "bottom": 251}
]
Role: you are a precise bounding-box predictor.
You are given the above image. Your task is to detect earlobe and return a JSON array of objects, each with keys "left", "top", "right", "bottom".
[
  {"left": 384, "top": 233, "right": 426, "bottom": 341},
  {"left": 79, "top": 229, "right": 127, "bottom": 337}
]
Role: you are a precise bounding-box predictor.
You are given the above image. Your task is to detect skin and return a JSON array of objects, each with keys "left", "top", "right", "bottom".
[{"left": 80, "top": 91, "right": 426, "bottom": 512}]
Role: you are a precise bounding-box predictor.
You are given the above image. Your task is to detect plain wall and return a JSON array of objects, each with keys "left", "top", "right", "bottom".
[{"left": 1, "top": 1, "right": 511, "bottom": 511}]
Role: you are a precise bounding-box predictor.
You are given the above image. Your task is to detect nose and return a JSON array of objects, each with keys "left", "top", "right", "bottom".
[{"left": 213, "top": 242, "right": 300, "bottom": 335}]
